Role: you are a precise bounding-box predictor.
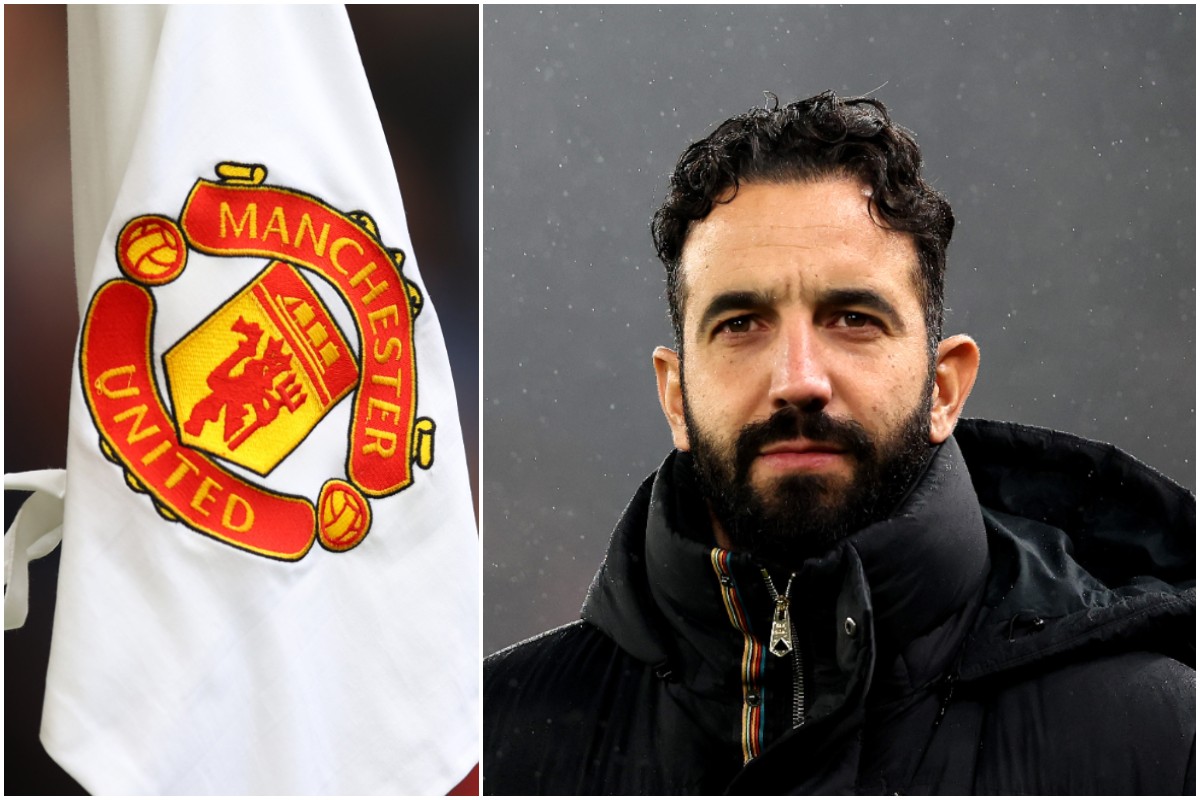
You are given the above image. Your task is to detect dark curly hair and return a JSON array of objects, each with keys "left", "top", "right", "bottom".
[{"left": 651, "top": 91, "right": 954, "bottom": 359}]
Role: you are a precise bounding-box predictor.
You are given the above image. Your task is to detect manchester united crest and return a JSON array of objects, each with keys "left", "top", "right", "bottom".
[{"left": 80, "top": 162, "right": 435, "bottom": 560}]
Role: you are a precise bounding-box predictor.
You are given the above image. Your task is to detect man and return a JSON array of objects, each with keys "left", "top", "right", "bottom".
[{"left": 483, "top": 92, "right": 1195, "bottom": 794}]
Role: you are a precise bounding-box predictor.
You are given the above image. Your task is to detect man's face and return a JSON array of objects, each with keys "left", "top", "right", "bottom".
[{"left": 661, "top": 178, "right": 939, "bottom": 563}]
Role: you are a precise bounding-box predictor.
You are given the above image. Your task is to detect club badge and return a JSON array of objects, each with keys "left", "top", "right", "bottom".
[{"left": 80, "top": 162, "right": 435, "bottom": 560}]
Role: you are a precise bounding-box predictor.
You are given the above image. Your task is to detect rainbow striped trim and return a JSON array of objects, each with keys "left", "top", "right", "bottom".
[{"left": 710, "top": 548, "right": 766, "bottom": 763}]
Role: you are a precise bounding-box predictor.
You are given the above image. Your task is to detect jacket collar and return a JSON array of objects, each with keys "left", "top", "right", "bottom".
[
  {"left": 582, "top": 435, "right": 991, "bottom": 701},
  {"left": 952, "top": 418, "right": 1195, "bottom": 679}
]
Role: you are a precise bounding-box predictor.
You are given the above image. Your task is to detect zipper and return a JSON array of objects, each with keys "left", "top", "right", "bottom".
[
  {"left": 761, "top": 568, "right": 804, "bottom": 728},
  {"left": 711, "top": 549, "right": 767, "bottom": 763}
]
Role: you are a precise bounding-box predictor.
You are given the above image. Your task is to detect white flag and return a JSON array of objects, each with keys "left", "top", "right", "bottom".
[{"left": 7, "top": 5, "right": 479, "bottom": 793}]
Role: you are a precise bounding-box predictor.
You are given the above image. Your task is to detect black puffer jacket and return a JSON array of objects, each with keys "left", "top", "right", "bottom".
[{"left": 484, "top": 420, "right": 1195, "bottom": 794}]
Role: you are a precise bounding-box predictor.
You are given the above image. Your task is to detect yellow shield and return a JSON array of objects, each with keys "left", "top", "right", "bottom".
[{"left": 164, "top": 262, "right": 359, "bottom": 475}]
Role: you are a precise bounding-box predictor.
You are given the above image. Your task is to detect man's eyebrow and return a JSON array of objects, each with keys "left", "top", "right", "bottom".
[
  {"left": 694, "top": 289, "right": 775, "bottom": 340},
  {"left": 820, "top": 288, "right": 906, "bottom": 332}
]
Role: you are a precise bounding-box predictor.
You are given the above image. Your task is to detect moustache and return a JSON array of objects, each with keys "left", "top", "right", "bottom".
[{"left": 733, "top": 406, "right": 874, "bottom": 480}]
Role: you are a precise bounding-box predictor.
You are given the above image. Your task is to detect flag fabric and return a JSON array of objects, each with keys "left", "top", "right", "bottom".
[{"left": 5, "top": 5, "right": 479, "bottom": 793}]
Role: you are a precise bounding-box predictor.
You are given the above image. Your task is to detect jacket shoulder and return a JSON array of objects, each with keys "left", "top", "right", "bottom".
[
  {"left": 484, "top": 621, "right": 642, "bottom": 794},
  {"left": 975, "top": 650, "right": 1196, "bottom": 794},
  {"left": 485, "top": 621, "right": 716, "bottom": 794},
  {"left": 485, "top": 619, "right": 620, "bottom": 697}
]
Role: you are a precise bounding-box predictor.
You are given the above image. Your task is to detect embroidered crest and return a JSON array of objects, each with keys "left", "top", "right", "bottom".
[{"left": 80, "top": 162, "right": 435, "bottom": 560}]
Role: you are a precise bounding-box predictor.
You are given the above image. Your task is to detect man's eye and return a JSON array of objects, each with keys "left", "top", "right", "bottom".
[
  {"left": 833, "top": 312, "right": 878, "bottom": 329},
  {"left": 716, "top": 316, "right": 754, "bottom": 334}
]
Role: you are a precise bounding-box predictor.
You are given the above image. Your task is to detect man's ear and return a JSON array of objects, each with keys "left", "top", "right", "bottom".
[
  {"left": 929, "top": 335, "right": 980, "bottom": 444},
  {"left": 653, "top": 346, "right": 690, "bottom": 451}
]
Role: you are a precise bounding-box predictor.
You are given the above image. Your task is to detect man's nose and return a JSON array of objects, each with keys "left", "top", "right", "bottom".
[{"left": 768, "top": 322, "right": 832, "bottom": 412}]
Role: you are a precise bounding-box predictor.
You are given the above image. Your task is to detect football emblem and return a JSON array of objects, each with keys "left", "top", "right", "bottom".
[
  {"left": 318, "top": 480, "right": 372, "bottom": 551},
  {"left": 79, "top": 162, "right": 435, "bottom": 561},
  {"left": 117, "top": 215, "right": 188, "bottom": 284}
]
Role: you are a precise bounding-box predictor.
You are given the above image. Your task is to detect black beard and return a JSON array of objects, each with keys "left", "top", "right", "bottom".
[{"left": 684, "top": 395, "right": 933, "bottom": 567}]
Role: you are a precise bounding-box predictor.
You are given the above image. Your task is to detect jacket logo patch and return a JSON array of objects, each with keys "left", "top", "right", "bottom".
[{"left": 80, "top": 162, "right": 435, "bottom": 561}]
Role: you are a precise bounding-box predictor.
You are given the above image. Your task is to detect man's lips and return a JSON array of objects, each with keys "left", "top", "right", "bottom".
[
  {"left": 759, "top": 439, "right": 844, "bottom": 454},
  {"left": 755, "top": 440, "right": 847, "bottom": 470}
]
